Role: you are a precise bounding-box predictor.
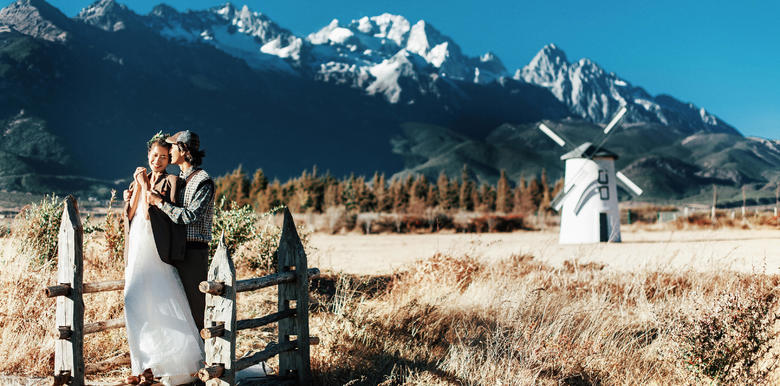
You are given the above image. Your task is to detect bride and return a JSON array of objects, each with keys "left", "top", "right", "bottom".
[{"left": 123, "top": 134, "right": 204, "bottom": 385}]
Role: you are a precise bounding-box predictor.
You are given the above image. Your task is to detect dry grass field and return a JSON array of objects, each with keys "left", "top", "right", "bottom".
[
  {"left": 1, "top": 222, "right": 779, "bottom": 385},
  {"left": 309, "top": 227, "right": 780, "bottom": 275}
]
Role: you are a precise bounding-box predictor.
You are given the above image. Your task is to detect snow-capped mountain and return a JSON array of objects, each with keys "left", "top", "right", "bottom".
[
  {"left": 302, "top": 14, "right": 507, "bottom": 101},
  {"left": 133, "top": 2, "right": 300, "bottom": 72},
  {"left": 76, "top": 0, "right": 144, "bottom": 32},
  {"left": 0, "top": 0, "right": 74, "bottom": 42},
  {"left": 23, "top": 0, "right": 736, "bottom": 137},
  {"left": 517, "top": 44, "right": 738, "bottom": 135},
  {"left": 1, "top": 0, "right": 776, "bottom": 202}
]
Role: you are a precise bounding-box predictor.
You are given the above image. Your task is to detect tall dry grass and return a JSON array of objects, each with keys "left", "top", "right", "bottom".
[
  {"left": 0, "top": 236, "right": 126, "bottom": 380},
  {"left": 307, "top": 254, "right": 780, "bottom": 385},
  {"left": 2, "top": 229, "right": 780, "bottom": 384}
]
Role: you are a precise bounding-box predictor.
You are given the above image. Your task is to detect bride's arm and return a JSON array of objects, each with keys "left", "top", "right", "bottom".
[
  {"left": 127, "top": 181, "right": 141, "bottom": 221},
  {"left": 126, "top": 168, "right": 148, "bottom": 221}
]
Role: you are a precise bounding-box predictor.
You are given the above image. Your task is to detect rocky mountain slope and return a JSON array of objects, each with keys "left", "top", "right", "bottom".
[{"left": 0, "top": 0, "right": 776, "bottom": 203}]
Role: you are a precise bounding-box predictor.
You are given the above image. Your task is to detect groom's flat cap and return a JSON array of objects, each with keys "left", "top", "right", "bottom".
[{"left": 166, "top": 130, "right": 199, "bottom": 151}]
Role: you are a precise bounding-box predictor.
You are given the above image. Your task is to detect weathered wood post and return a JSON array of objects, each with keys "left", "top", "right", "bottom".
[
  {"left": 54, "top": 196, "right": 84, "bottom": 386},
  {"left": 277, "top": 208, "right": 312, "bottom": 384},
  {"left": 201, "top": 235, "right": 237, "bottom": 386}
]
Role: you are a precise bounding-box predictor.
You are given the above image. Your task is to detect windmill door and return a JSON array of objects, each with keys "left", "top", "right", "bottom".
[{"left": 599, "top": 213, "right": 608, "bottom": 242}]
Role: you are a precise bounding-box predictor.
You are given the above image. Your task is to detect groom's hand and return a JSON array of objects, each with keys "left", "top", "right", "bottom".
[{"left": 146, "top": 191, "right": 163, "bottom": 206}]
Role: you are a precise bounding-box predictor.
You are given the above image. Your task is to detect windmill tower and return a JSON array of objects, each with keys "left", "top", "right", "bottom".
[{"left": 538, "top": 106, "right": 644, "bottom": 244}]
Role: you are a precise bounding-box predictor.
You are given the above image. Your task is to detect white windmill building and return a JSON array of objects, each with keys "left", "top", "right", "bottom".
[{"left": 538, "top": 106, "right": 644, "bottom": 244}]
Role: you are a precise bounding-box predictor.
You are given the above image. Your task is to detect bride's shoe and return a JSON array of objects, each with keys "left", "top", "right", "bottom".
[{"left": 139, "top": 368, "right": 156, "bottom": 385}]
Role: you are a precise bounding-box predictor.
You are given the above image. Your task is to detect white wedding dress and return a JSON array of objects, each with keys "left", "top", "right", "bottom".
[{"left": 124, "top": 195, "right": 204, "bottom": 385}]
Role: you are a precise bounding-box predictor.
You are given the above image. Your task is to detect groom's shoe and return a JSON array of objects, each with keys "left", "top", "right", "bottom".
[{"left": 124, "top": 375, "right": 140, "bottom": 385}]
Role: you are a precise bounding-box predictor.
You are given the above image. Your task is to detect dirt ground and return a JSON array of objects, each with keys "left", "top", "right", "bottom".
[{"left": 309, "top": 227, "right": 780, "bottom": 275}]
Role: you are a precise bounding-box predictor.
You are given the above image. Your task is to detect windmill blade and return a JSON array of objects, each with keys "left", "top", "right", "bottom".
[
  {"left": 616, "top": 171, "right": 643, "bottom": 196},
  {"left": 538, "top": 123, "right": 567, "bottom": 148},
  {"left": 603, "top": 105, "right": 628, "bottom": 135},
  {"left": 551, "top": 183, "right": 574, "bottom": 211}
]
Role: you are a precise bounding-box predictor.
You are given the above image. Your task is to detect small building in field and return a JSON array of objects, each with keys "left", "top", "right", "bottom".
[{"left": 558, "top": 143, "right": 621, "bottom": 244}]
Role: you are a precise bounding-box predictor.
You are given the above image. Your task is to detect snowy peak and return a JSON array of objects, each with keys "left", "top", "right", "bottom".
[
  {"left": 0, "top": 0, "right": 74, "bottom": 42},
  {"left": 307, "top": 18, "right": 357, "bottom": 45},
  {"left": 305, "top": 14, "right": 507, "bottom": 94},
  {"left": 76, "top": 0, "right": 143, "bottom": 32},
  {"left": 352, "top": 13, "right": 411, "bottom": 46},
  {"left": 520, "top": 43, "right": 570, "bottom": 85},
  {"left": 144, "top": 2, "right": 300, "bottom": 71},
  {"left": 518, "top": 43, "right": 738, "bottom": 135},
  {"left": 405, "top": 19, "right": 468, "bottom": 78}
]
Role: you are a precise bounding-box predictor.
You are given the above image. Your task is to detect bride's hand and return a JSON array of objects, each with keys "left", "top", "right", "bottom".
[{"left": 133, "top": 168, "right": 147, "bottom": 188}]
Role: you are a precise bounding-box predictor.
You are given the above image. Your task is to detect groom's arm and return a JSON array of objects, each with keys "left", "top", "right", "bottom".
[{"left": 154, "top": 180, "right": 215, "bottom": 224}]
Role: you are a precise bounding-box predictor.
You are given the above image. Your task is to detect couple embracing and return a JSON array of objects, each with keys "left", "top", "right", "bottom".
[{"left": 122, "top": 130, "right": 214, "bottom": 385}]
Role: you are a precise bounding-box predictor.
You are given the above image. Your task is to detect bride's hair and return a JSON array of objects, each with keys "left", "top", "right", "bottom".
[
  {"left": 147, "top": 137, "right": 172, "bottom": 152},
  {"left": 147, "top": 132, "right": 172, "bottom": 153}
]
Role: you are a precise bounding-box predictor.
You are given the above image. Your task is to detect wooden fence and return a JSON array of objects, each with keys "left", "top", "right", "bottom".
[{"left": 45, "top": 196, "right": 319, "bottom": 385}]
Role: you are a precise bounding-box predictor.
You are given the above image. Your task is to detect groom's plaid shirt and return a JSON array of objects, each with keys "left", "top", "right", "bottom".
[{"left": 158, "top": 168, "right": 215, "bottom": 244}]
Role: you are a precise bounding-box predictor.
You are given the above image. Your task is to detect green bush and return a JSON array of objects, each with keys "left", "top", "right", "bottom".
[
  {"left": 211, "top": 199, "right": 311, "bottom": 272},
  {"left": 233, "top": 211, "right": 311, "bottom": 272},
  {"left": 13, "top": 194, "right": 63, "bottom": 267},
  {"left": 103, "top": 190, "right": 125, "bottom": 260},
  {"left": 210, "top": 197, "right": 263, "bottom": 256}
]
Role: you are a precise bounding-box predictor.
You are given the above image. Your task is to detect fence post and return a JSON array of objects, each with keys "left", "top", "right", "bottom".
[
  {"left": 277, "top": 208, "right": 312, "bottom": 384},
  {"left": 203, "top": 235, "right": 236, "bottom": 386},
  {"left": 54, "top": 196, "right": 84, "bottom": 385}
]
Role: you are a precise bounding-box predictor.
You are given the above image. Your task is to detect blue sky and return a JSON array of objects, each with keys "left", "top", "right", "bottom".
[{"left": 11, "top": 0, "right": 780, "bottom": 139}]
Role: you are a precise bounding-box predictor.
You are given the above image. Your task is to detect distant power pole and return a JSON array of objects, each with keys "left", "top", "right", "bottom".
[
  {"left": 742, "top": 186, "right": 746, "bottom": 218},
  {"left": 711, "top": 184, "right": 718, "bottom": 221}
]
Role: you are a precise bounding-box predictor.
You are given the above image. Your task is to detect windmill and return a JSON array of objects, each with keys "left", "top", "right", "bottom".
[{"left": 538, "top": 106, "right": 643, "bottom": 244}]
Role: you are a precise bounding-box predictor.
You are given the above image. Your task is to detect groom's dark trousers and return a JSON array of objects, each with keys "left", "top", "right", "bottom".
[{"left": 173, "top": 242, "right": 209, "bottom": 332}]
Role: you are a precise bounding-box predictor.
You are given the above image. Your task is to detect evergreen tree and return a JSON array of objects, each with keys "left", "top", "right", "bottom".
[
  {"left": 214, "top": 165, "right": 250, "bottom": 207},
  {"left": 408, "top": 175, "right": 428, "bottom": 214},
  {"left": 459, "top": 164, "right": 474, "bottom": 211},
  {"left": 323, "top": 183, "right": 340, "bottom": 210},
  {"left": 495, "top": 169, "right": 511, "bottom": 213},
  {"left": 248, "top": 168, "right": 268, "bottom": 209},
  {"left": 437, "top": 171, "right": 452, "bottom": 210},
  {"left": 355, "top": 176, "right": 376, "bottom": 212},
  {"left": 391, "top": 177, "right": 408, "bottom": 213},
  {"left": 526, "top": 177, "right": 542, "bottom": 213},
  {"left": 342, "top": 174, "right": 358, "bottom": 211},
  {"left": 374, "top": 173, "right": 393, "bottom": 212},
  {"left": 551, "top": 177, "right": 565, "bottom": 198},
  {"left": 264, "top": 179, "right": 282, "bottom": 210},
  {"left": 425, "top": 184, "right": 437, "bottom": 208}
]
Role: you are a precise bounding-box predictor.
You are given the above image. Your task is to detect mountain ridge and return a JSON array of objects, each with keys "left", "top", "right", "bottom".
[{"left": 0, "top": 0, "right": 775, "bottom": 203}]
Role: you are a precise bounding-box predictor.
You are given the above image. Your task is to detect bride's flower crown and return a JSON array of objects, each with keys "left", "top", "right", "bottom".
[{"left": 147, "top": 130, "right": 170, "bottom": 148}]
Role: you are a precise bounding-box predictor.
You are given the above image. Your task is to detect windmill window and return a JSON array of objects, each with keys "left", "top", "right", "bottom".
[
  {"left": 599, "top": 186, "right": 609, "bottom": 200},
  {"left": 598, "top": 170, "right": 608, "bottom": 184}
]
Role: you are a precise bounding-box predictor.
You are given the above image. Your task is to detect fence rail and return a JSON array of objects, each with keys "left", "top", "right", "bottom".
[
  {"left": 198, "top": 208, "right": 319, "bottom": 385},
  {"left": 45, "top": 196, "right": 318, "bottom": 386}
]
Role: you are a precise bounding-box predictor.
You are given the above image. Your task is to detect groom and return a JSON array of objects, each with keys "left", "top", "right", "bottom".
[{"left": 147, "top": 130, "right": 214, "bottom": 332}]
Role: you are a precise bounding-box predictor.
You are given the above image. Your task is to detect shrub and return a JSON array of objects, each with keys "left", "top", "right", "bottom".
[
  {"left": 233, "top": 206, "right": 311, "bottom": 272},
  {"left": 13, "top": 194, "right": 63, "bottom": 267},
  {"left": 103, "top": 190, "right": 125, "bottom": 261},
  {"left": 670, "top": 287, "right": 779, "bottom": 383},
  {"left": 210, "top": 197, "right": 260, "bottom": 256}
]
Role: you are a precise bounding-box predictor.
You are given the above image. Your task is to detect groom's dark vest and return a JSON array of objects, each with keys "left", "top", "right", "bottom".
[{"left": 124, "top": 173, "right": 186, "bottom": 264}]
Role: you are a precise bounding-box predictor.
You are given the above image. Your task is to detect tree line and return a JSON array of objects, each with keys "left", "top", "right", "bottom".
[{"left": 214, "top": 165, "right": 564, "bottom": 215}]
